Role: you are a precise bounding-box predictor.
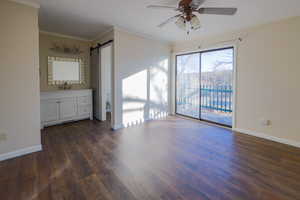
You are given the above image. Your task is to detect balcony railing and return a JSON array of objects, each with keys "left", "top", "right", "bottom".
[
  {"left": 177, "top": 85, "right": 233, "bottom": 113},
  {"left": 201, "top": 85, "right": 233, "bottom": 113}
]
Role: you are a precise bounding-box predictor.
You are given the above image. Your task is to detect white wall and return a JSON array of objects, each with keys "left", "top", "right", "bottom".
[
  {"left": 0, "top": 1, "right": 41, "bottom": 158},
  {"left": 172, "top": 17, "right": 300, "bottom": 146},
  {"left": 113, "top": 29, "right": 171, "bottom": 128}
]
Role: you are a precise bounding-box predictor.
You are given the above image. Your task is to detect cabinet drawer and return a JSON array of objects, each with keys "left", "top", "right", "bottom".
[
  {"left": 77, "top": 96, "right": 91, "bottom": 105},
  {"left": 78, "top": 105, "right": 91, "bottom": 115}
]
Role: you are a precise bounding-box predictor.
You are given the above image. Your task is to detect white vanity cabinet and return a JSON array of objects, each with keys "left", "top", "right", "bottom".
[
  {"left": 40, "top": 90, "right": 93, "bottom": 127},
  {"left": 59, "top": 97, "right": 78, "bottom": 121}
]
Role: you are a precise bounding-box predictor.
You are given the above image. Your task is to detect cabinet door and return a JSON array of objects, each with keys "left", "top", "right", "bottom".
[
  {"left": 77, "top": 96, "right": 91, "bottom": 105},
  {"left": 41, "top": 99, "right": 59, "bottom": 123},
  {"left": 59, "top": 97, "right": 77, "bottom": 121},
  {"left": 78, "top": 105, "right": 91, "bottom": 116}
]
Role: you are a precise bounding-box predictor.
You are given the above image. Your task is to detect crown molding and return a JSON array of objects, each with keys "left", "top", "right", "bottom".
[
  {"left": 39, "top": 30, "right": 92, "bottom": 42},
  {"left": 92, "top": 27, "right": 114, "bottom": 42},
  {"left": 10, "top": 0, "right": 40, "bottom": 8}
]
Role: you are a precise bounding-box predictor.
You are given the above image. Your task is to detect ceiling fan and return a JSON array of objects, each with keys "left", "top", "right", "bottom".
[{"left": 147, "top": 0, "right": 237, "bottom": 34}]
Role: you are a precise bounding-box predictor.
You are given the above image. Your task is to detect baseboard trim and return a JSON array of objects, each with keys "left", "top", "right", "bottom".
[
  {"left": 112, "top": 124, "right": 124, "bottom": 130},
  {"left": 233, "top": 128, "right": 300, "bottom": 148},
  {"left": 0, "top": 145, "right": 42, "bottom": 162}
]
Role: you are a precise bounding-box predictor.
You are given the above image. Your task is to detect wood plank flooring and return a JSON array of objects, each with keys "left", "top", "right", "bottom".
[{"left": 0, "top": 116, "right": 300, "bottom": 200}]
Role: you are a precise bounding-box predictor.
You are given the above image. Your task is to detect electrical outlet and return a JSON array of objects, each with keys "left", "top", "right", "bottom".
[
  {"left": 260, "top": 119, "right": 271, "bottom": 126},
  {"left": 0, "top": 133, "right": 7, "bottom": 141}
]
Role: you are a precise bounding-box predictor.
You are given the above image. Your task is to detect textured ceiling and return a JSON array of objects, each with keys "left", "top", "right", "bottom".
[{"left": 39, "top": 0, "right": 300, "bottom": 42}]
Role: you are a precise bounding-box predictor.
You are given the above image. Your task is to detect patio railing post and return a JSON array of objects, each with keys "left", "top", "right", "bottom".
[{"left": 199, "top": 84, "right": 232, "bottom": 113}]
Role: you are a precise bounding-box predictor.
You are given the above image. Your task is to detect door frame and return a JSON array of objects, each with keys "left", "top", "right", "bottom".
[
  {"left": 174, "top": 45, "right": 237, "bottom": 128},
  {"left": 99, "top": 41, "right": 113, "bottom": 121}
]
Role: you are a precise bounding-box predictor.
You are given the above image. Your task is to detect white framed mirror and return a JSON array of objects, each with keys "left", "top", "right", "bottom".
[{"left": 48, "top": 56, "right": 85, "bottom": 85}]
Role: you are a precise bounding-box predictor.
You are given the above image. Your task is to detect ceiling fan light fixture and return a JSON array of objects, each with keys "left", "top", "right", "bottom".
[
  {"left": 190, "top": 15, "right": 201, "bottom": 30},
  {"left": 175, "top": 16, "right": 186, "bottom": 31}
]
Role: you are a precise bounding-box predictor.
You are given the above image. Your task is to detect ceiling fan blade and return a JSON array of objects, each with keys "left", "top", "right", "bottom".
[
  {"left": 147, "top": 5, "right": 178, "bottom": 10},
  {"left": 197, "top": 7, "right": 237, "bottom": 15},
  {"left": 155, "top": 0, "right": 180, "bottom": 6},
  {"left": 158, "top": 14, "right": 181, "bottom": 28},
  {"left": 190, "top": 0, "right": 205, "bottom": 9}
]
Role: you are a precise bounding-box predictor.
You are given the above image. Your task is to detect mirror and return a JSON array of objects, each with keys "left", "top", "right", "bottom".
[{"left": 48, "top": 56, "right": 85, "bottom": 85}]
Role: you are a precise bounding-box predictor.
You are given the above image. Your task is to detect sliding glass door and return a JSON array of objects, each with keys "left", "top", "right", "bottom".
[
  {"left": 200, "top": 48, "right": 234, "bottom": 126},
  {"left": 176, "top": 53, "right": 200, "bottom": 118},
  {"left": 176, "top": 47, "right": 234, "bottom": 127}
]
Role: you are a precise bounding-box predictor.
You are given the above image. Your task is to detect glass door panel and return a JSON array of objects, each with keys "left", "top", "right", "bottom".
[
  {"left": 200, "top": 48, "right": 234, "bottom": 126},
  {"left": 176, "top": 53, "right": 200, "bottom": 118},
  {"left": 175, "top": 47, "right": 234, "bottom": 127}
]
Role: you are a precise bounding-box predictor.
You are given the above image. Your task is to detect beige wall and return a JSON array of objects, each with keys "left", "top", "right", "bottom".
[
  {"left": 113, "top": 29, "right": 171, "bottom": 128},
  {"left": 172, "top": 17, "right": 300, "bottom": 144},
  {"left": 39, "top": 33, "right": 91, "bottom": 91},
  {"left": 0, "top": 1, "right": 41, "bottom": 155}
]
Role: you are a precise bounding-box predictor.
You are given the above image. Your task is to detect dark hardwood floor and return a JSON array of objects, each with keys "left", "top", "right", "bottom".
[{"left": 0, "top": 116, "right": 300, "bottom": 200}]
